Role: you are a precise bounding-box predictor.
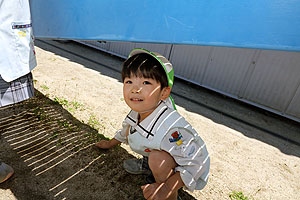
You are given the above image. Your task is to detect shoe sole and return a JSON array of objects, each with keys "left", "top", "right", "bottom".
[
  {"left": 124, "top": 168, "right": 150, "bottom": 175},
  {"left": 0, "top": 171, "right": 14, "bottom": 183}
]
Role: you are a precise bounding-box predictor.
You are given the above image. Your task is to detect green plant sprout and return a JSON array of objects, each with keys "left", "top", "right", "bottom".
[{"left": 229, "top": 191, "right": 249, "bottom": 200}]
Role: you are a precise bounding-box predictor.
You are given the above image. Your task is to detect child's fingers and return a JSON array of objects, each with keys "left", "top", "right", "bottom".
[
  {"left": 141, "top": 184, "right": 149, "bottom": 190},
  {"left": 141, "top": 184, "right": 151, "bottom": 199},
  {"left": 95, "top": 140, "right": 108, "bottom": 149},
  {"left": 95, "top": 141, "right": 103, "bottom": 148}
]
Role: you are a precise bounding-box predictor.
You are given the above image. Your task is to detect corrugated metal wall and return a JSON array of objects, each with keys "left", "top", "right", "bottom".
[{"left": 77, "top": 40, "right": 300, "bottom": 123}]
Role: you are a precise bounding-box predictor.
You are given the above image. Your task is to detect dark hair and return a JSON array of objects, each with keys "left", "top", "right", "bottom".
[{"left": 121, "top": 53, "right": 168, "bottom": 88}]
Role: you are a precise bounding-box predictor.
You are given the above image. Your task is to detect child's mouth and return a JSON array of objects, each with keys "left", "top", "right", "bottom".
[{"left": 131, "top": 98, "right": 143, "bottom": 101}]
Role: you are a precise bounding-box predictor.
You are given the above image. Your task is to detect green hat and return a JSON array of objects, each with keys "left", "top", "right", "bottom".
[{"left": 128, "top": 48, "right": 176, "bottom": 110}]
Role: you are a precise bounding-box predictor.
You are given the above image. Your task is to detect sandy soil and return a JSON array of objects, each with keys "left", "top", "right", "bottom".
[{"left": 1, "top": 40, "right": 300, "bottom": 200}]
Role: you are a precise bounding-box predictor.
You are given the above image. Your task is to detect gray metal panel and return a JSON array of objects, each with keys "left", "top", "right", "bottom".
[
  {"left": 243, "top": 50, "right": 300, "bottom": 112},
  {"left": 107, "top": 42, "right": 172, "bottom": 59},
  {"left": 90, "top": 41, "right": 110, "bottom": 51},
  {"left": 202, "top": 47, "right": 257, "bottom": 96},
  {"left": 286, "top": 85, "right": 300, "bottom": 119},
  {"left": 134, "top": 43, "right": 172, "bottom": 59},
  {"left": 169, "top": 45, "right": 212, "bottom": 82},
  {"left": 108, "top": 41, "right": 136, "bottom": 58},
  {"left": 78, "top": 40, "right": 300, "bottom": 122},
  {"left": 75, "top": 40, "right": 111, "bottom": 51}
]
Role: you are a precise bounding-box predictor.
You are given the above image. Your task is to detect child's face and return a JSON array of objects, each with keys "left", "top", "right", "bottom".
[{"left": 123, "top": 75, "right": 170, "bottom": 121}]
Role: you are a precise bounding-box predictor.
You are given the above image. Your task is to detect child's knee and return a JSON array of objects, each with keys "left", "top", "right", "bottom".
[{"left": 148, "top": 150, "right": 177, "bottom": 171}]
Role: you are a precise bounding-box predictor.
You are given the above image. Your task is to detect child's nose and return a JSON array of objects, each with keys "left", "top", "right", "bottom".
[{"left": 132, "top": 85, "right": 142, "bottom": 93}]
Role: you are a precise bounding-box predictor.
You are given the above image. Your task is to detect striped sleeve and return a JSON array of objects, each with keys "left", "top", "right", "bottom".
[
  {"left": 114, "top": 120, "right": 129, "bottom": 144},
  {"left": 160, "top": 127, "right": 210, "bottom": 191}
]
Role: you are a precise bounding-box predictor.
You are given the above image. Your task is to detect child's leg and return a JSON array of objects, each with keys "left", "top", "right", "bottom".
[{"left": 148, "top": 150, "right": 178, "bottom": 200}]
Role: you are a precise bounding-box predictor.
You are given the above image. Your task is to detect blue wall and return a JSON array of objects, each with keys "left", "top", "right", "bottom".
[{"left": 30, "top": 0, "right": 300, "bottom": 51}]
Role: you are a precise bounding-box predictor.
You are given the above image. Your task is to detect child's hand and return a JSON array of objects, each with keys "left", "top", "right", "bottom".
[
  {"left": 141, "top": 183, "right": 171, "bottom": 200},
  {"left": 95, "top": 140, "right": 112, "bottom": 149},
  {"left": 95, "top": 138, "right": 121, "bottom": 149}
]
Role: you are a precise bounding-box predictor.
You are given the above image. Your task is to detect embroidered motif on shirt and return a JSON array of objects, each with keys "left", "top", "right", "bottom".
[
  {"left": 18, "top": 31, "right": 27, "bottom": 37},
  {"left": 12, "top": 23, "right": 32, "bottom": 29},
  {"left": 169, "top": 131, "right": 183, "bottom": 146},
  {"left": 144, "top": 148, "right": 151, "bottom": 152},
  {"left": 187, "top": 145, "right": 196, "bottom": 157}
]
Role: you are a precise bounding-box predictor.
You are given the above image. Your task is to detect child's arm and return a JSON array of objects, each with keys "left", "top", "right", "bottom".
[
  {"left": 95, "top": 138, "right": 121, "bottom": 149},
  {"left": 96, "top": 122, "right": 130, "bottom": 149},
  {"left": 141, "top": 171, "right": 184, "bottom": 199}
]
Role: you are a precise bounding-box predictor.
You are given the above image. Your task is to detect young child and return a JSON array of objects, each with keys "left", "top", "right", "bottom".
[{"left": 96, "top": 48, "right": 210, "bottom": 200}]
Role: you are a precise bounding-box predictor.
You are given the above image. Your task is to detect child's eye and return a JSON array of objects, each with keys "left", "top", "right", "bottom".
[
  {"left": 125, "top": 80, "right": 132, "bottom": 84},
  {"left": 143, "top": 81, "right": 151, "bottom": 85}
]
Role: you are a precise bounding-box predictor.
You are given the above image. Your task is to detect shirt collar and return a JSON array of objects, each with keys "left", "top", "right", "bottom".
[{"left": 125, "top": 101, "right": 169, "bottom": 140}]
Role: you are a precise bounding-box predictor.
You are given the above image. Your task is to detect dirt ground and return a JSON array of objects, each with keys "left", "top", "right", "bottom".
[{"left": 1, "top": 40, "right": 300, "bottom": 200}]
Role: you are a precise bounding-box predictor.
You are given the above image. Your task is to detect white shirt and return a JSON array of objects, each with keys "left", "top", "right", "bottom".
[
  {"left": 115, "top": 101, "right": 210, "bottom": 191},
  {"left": 0, "top": 0, "right": 37, "bottom": 82}
]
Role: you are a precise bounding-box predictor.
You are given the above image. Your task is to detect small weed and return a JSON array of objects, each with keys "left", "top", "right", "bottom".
[
  {"left": 51, "top": 131, "right": 59, "bottom": 140},
  {"left": 229, "top": 191, "right": 249, "bottom": 200},
  {"left": 57, "top": 138, "right": 65, "bottom": 146},
  {"left": 70, "top": 101, "right": 83, "bottom": 109},
  {"left": 88, "top": 115, "right": 101, "bottom": 130},
  {"left": 54, "top": 96, "right": 69, "bottom": 106},
  {"left": 33, "top": 107, "right": 47, "bottom": 121},
  {"left": 41, "top": 85, "right": 49, "bottom": 90},
  {"left": 57, "top": 120, "right": 75, "bottom": 132},
  {"left": 54, "top": 96, "right": 84, "bottom": 112},
  {"left": 73, "top": 146, "right": 80, "bottom": 151},
  {"left": 62, "top": 121, "right": 71, "bottom": 128},
  {"left": 67, "top": 107, "right": 74, "bottom": 112}
]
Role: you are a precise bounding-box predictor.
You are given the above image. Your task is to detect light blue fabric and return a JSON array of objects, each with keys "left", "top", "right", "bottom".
[
  {"left": 0, "top": 73, "right": 34, "bottom": 107},
  {"left": 0, "top": 0, "right": 37, "bottom": 82}
]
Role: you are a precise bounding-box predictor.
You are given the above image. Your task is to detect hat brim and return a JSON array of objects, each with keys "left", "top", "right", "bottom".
[{"left": 129, "top": 48, "right": 173, "bottom": 87}]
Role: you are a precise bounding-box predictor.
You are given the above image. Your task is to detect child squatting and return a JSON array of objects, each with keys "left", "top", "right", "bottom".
[{"left": 96, "top": 48, "right": 210, "bottom": 200}]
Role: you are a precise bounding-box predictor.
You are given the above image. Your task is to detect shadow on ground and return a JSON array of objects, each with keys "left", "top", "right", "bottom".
[
  {"left": 35, "top": 39, "right": 300, "bottom": 158},
  {"left": 0, "top": 90, "right": 195, "bottom": 200}
]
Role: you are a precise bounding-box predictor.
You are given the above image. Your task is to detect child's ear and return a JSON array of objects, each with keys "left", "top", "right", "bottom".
[{"left": 160, "top": 86, "right": 171, "bottom": 100}]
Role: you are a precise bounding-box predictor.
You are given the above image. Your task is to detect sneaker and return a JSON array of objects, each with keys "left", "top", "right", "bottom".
[
  {"left": 123, "top": 156, "right": 151, "bottom": 175},
  {"left": 0, "top": 162, "right": 14, "bottom": 183},
  {"left": 146, "top": 173, "right": 155, "bottom": 184}
]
